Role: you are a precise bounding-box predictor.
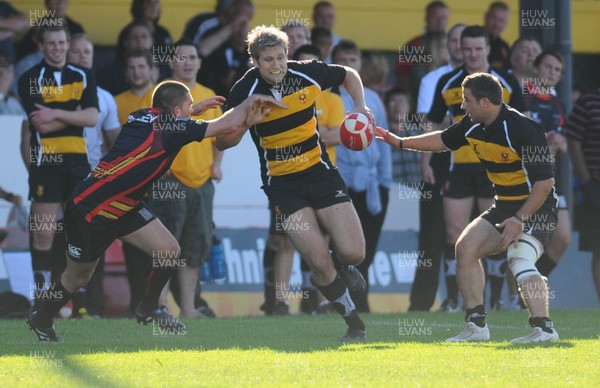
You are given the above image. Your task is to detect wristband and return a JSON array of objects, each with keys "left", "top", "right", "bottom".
[
  {"left": 399, "top": 138, "right": 404, "bottom": 150},
  {"left": 5, "top": 193, "right": 14, "bottom": 202},
  {"left": 513, "top": 214, "right": 524, "bottom": 223}
]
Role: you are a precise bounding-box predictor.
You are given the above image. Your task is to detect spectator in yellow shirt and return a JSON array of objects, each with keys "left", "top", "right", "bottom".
[
  {"left": 146, "top": 38, "right": 225, "bottom": 318},
  {"left": 114, "top": 48, "right": 155, "bottom": 125}
]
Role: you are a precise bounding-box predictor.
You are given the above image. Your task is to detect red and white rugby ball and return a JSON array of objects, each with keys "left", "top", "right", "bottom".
[{"left": 339, "top": 112, "right": 374, "bottom": 151}]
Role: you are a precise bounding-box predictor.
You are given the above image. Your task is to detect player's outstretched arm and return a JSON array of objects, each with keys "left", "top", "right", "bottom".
[
  {"left": 191, "top": 96, "right": 226, "bottom": 116},
  {"left": 211, "top": 95, "right": 287, "bottom": 149},
  {"left": 375, "top": 126, "right": 448, "bottom": 152},
  {"left": 340, "top": 67, "right": 374, "bottom": 123}
]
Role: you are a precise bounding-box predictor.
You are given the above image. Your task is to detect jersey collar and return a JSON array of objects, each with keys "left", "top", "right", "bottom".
[
  {"left": 482, "top": 103, "right": 509, "bottom": 132},
  {"left": 41, "top": 58, "right": 65, "bottom": 72}
]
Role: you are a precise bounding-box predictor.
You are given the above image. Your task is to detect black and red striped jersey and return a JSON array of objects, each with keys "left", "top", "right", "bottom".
[{"left": 71, "top": 108, "right": 207, "bottom": 228}]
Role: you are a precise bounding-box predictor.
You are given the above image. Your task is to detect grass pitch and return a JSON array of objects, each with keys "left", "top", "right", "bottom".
[{"left": 1, "top": 309, "right": 599, "bottom": 387}]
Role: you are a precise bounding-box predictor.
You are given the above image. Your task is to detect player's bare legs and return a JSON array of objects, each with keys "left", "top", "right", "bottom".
[
  {"left": 455, "top": 217, "right": 504, "bottom": 308},
  {"left": 542, "top": 209, "right": 571, "bottom": 270},
  {"left": 284, "top": 208, "right": 336, "bottom": 286},
  {"left": 121, "top": 219, "right": 181, "bottom": 260},
  {"left": 284, "top": 204, "right": 366, "bottom": 340},
  {"left": 445, "top": 217, "right": 503, "bottom": 342},
  {"left": 30, "top": 202, "right": 62, "bottom": 294},
  {"left": 508, "top": 210, "right": 571, "bottom": 310},
  {"left": 442, "top": 196, "right": 475, "bottom": 310},
  {"left": 177, "top": 266, "right": 201, "bottom": 318},
  {"left": 62, "top": 257, "right": 100, "bottom": 293},
  {"left": 444, "top": 197, "right": 475, "bottom": 248},
  {"left": 30, "top": 202, "right": 62, "bottom": 250},
  {"left": 272, "top": 234, "right": 295, "bottom": 305},
  {"left": 316, "top": 202, "right": 365, "bottom": 267}
]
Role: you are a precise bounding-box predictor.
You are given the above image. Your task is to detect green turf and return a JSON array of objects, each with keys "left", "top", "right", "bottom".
[{"left": 1, "top": 310, "right": 599, "bottom": 387}]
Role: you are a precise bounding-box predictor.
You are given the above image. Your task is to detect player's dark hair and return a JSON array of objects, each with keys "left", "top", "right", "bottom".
[
  {"left": 172, "top": 37, "right": 198, "bottom": 53},
  {"left": 117, "top": 19, "right": 154, "bottom": 62},
  {"left": 36, "top": 17, "right": 70, "bottom": 44},
  {"left": 487, "top": 1, "right": 509, "bottom": 13},
  {"left": 124, "top": 47, "right": 154, "bottom": 68},
  {"left": 292, "top": 44, "right": 322, "bottom": 61},
  {"left": 152, "top": 80, "right": 190, "bottom": 112},
  {"left": 313, "top": 1, "right": 333, "bottom": 13},
  {"left": 533, "top": 50, "right": 564, "bottom": 70},
  {"left": 426, "top": 1, "right": 448, "bottom": 15},
  {"left": 331, "top": 40, "right": 361, "bottom": 63},
  {"left": 247, "top": 25, "right": 288, "bottom": 60},
  {"left": 216, "top": 0, "right": 252, "bottom": 14},
  {"left": 461, "top": 72, "right": 503, "bottom": 105},
  {"left": 131, "top": 0, "right": 160, "bottom": 22},
  {"left": 460, "top": 25, "right": 489, "bottom": 46}
]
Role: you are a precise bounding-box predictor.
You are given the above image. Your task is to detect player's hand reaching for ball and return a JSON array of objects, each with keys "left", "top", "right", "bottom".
[{"left": 375, "top": 126, "right": 402, "bottom": 149}]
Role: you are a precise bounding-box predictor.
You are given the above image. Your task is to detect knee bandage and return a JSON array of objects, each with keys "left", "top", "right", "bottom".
[{"left": 507, "top": 233, "right": 543, "bottom": 286}]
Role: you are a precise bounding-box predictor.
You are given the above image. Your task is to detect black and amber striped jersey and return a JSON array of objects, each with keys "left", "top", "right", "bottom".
[
  {"left": 428, "top": 66, "right": 525, "bottom": 165},
  {"left": 71, "top": 108, "right": 207, "bottom": 229},
  {"left": 441, "top": 104, "right": 558, "bottom": 207},
  {"left": 18, "top": 59, "right": 99, "bottom": 167},
  {"left": 224, "top": 60, "right": 346, "bottom": 186}
]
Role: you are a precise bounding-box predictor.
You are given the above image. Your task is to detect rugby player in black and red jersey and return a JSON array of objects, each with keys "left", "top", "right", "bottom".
[{"left": 27, "top": 80, "right": 284, "bottom": 341}]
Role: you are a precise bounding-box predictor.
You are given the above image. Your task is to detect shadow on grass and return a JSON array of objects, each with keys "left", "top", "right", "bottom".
[
  {"left": 0, "top": 311, "right": 597, "bottom": 358},
  {"left": 59, "top": 357, "right": 121, "bottom": 388}
]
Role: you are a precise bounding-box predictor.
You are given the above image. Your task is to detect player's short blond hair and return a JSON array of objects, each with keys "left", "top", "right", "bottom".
[{"left": 246, "top": 25, "right": 289, "bottom": 61}]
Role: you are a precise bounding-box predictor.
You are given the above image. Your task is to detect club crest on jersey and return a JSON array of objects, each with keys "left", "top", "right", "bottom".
[
  {"left": 472, "top": 143, "right": 480, "bottom": 155},
  {"left": 501, "top": 152, "right": 508, "bottom": 161},
  {"left": 299, "top": 94, "right": 307, "bottom": 104},
  {"left": 36, "top": 185, "right": 44, "bottom": 197}
]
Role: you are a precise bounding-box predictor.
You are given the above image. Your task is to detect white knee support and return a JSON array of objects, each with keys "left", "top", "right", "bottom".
[{"left": 507, "top": 233, "right": 543, "bottom": 286}]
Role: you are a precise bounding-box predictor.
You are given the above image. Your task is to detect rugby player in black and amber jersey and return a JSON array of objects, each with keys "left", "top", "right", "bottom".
[
  {"left": 27, "top": 80, "right": 284, "bottom": 341},
  {"left": 378, "top": 72, "right": 560, "bottom": 343},
  {"left": 218, "top": 26, "right": 371, "bottom": 342},
  {"left": 18, "top": 22, "right": 99, "bottom": 305},
  {"left": 426, "top": 26, "right": 525, "bottom": 311}
]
